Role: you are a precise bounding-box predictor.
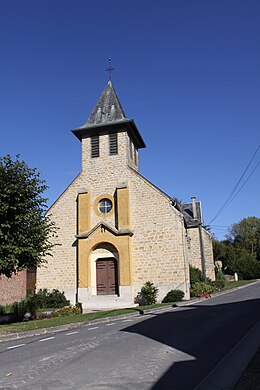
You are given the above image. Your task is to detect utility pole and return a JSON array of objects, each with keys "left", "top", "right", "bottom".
[{"left": 191, "top": 197, "right": 206, "bottom": 282}]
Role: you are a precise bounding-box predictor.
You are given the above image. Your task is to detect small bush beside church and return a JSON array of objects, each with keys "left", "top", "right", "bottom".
[
  {"left": 135, "top": 281, "right": 159, "bottom": 305},
  {"left": 0, "top": 289, "right": 72, "bottom": 324},
  {"left": 162, "top": 290, "right": 184, "bottom": 303},
  {"left": 32, "top": 288, "right": 70, "bottom": 309}
]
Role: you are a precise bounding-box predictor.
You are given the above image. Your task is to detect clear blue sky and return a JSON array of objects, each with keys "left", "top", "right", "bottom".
[{"left": 1, "top": 0, "right": 259, "bottom": 240}]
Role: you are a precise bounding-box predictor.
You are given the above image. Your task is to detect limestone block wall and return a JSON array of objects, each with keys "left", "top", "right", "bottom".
[
  {"left": 186, "top": 228, "right": 201, "bottom": 270},
  {"left": 186, "top": 227, "right": 215, "bottom": 281},
  {"left": 128, "top": 170, "right": 190, "bottom": 301},
  {"left": 202, "top": 229, "right": 215, "bottom": 280},
  {"left": 37, "top": 131, "right": 134, "bottom": 303},
  {"left": 36, "top": 127, "right": 214, "bottom": 305},
  {"left": 81, "top": 132, "right": 136, "bottom": 229},
  {"left": 36, "top": 174, "right": 84, "bottom": 304}
]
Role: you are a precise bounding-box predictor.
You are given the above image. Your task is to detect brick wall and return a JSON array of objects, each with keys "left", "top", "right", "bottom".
[{"left": 0, "top": 271, "right": 27, "bottom": 305}]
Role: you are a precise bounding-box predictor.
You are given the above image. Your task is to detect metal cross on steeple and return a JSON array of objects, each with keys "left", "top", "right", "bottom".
[{"left": 106, "top": 57, "right": 114, "bottom": 81}]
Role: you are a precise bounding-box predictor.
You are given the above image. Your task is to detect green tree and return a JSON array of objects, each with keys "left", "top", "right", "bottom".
[
  {"left": 0, "top": 155, "right": 55, "bottom": 277},
  {"left": 227, "top": 217, "right": 260, "bottom": 261}
]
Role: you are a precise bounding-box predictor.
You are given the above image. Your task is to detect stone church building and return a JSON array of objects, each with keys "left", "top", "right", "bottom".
[{"left": 36, "top": 81, "right": 215, "bottom": 310}]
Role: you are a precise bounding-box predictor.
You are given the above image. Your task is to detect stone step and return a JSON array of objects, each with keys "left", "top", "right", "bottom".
[{"left": 82, "top": 296, "right": 138, "bottom": 311}]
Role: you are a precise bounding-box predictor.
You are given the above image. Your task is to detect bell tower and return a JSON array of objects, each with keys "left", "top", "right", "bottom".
[{"left": 71, "top": 81, "right": 146, "bottom": 175}]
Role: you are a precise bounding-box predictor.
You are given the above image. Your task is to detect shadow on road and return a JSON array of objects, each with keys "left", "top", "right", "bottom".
[{"left": 121, "top": 297, "right": 260, "bottom": 389}]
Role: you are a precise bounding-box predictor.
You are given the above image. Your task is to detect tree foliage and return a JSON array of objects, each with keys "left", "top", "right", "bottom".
[
  {"left": 213, "top": 217, "right": 260, "bottom": 280},
  {"left": 0, "top": 155, "right": 55, "bottom": 277},
  {"left": 227, "top": 217, "right": 260, "bottom": 261}
]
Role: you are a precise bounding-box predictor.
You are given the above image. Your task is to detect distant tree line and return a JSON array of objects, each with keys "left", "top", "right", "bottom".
[{"left": 213, "top": 217, "right": 260, "bottom": 280}]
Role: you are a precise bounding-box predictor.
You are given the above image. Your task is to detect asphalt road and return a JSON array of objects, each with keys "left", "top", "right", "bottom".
[{"left": 0, "top": 282, "right": 260, "bottom": 390}]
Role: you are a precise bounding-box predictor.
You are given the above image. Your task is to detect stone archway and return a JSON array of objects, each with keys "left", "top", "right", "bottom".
[{"left": 90, "top": 243, "right": 119, "bottom": 296}]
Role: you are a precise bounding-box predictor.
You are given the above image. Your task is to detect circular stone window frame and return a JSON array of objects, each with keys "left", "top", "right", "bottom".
[{"left": 94, "top": 194, "right": 114, "bottom": 217}]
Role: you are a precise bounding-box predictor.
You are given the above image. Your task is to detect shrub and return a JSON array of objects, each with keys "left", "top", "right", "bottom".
[
  {"left": 31, "top": 288, "right": 48, "bottom": 308},
  {"left": 212, "top": 280, "right": 225, "bottom": 290},
  {"left": 26, "top": 296, "right": 37, "bottom": 319},
  {"left": 32, "top": 288, "right": 70, "bottom": 309},
  {"left": 189, "top": 266, "right": 202, "bottom": 287},
  {"left": 12, "top": 300, "right": 28, "bottom": 322},
  {"left": 162, "top": 289, "right": 184, "bottom": 303},
  {"left": 135, "top": 281, "right": 159, "bottom": 305},
  {"left": 53, "top": 305, "right": 81, "bottom": 317},
  {"left": 0, "top": 305, "right": 5, "bottom": 316},
  {"left": 215, "top": 268, "right": 227, "bottom": 284},
  {"left": 75, "top": 302, "right": 83, "bottom": 313},
  {"left": 190, "top": 282, "right": 215, "bottom": 297},
  {"left": 46, "top": 289, "right": 70, "bottom": 308}
]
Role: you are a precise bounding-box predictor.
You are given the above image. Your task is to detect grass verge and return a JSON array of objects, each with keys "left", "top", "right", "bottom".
[
  {"left": 223, "top": 279, "right": 255, "bottom": 290},
  {"left": 0, "top": 280, "right": 256, "bottom": 336},
  {"left": 0, "top": 304, "right": 168, "bottom": 335}
]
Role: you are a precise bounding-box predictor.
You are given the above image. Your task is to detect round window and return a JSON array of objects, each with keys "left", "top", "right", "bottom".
[{"left": 98, "top": 198, "right": 113, "bottom": 214}]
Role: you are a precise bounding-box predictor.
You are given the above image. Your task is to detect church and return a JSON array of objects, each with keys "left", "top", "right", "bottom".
[{"left": 36, "top": 80, "right": 215, "bottom": 310}]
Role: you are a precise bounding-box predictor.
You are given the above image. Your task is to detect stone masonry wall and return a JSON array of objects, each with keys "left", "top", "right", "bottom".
[
  {"left": 37, "top": 129, "right": 214, "bottom": 303},
  {"left": 186, "top": 227, "right": 215, "bottom": 280},
  {"left": 186, "top": 228, "right": 201, "bottom": 270},
  {"left": 36, "top": 174, "right": 83, "bottom": 303},
  {"left": 128, "top": 170, "right": 190, "bottom": 300},
  {"left": 202, "top": 228, "right": 215, "bottom": 280},
  {"left": 37, "top": 131, "right": 133, "bottom": 303}
]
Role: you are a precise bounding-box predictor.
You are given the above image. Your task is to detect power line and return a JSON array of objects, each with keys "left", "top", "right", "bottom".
[{"left": 208, "top": 144, "right": 260, "bottom": 225}]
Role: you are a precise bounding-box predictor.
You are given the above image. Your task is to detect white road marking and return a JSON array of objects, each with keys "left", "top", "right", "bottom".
[
  {"left": 38, "top": 336, "right": 55, "bottom": 342},
  {"left": 66, "top": 331, "right": 79, "bottom": 336},
  {"left": 122, "top": 319, "right": 134, "bottom": 322},
  {"left": 105, "top": 323, "right": 115, "bottom": 326},
  {"left": 88, "top": 327, "right": 99, "bottom": 330},
  {"left": 7, "top": 344, "right": 25, "bottom": 350}
]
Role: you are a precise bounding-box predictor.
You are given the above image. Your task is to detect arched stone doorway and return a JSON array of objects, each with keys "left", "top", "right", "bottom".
[{"left": 91, "top": 243, "right": 119, "bottom": 296}]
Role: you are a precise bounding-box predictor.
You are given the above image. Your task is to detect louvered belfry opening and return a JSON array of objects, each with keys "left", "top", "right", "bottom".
[
  {"left": 109, "top": 133, "right": 118, "bottom": 155},
  {"left": 91, "top": 135, "right": 99, "bottom": 158}
]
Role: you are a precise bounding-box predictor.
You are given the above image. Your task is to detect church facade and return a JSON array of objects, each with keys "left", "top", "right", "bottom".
[{"left": 36, "top": 81, "right": 215, "bottom": 310}]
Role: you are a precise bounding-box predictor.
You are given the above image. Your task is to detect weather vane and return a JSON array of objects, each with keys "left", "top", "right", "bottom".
[{"left": 106, "top": 57, "right": 114, "bottom": 81}]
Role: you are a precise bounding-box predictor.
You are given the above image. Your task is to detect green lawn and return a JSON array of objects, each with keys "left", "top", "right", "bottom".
[
  {"left": 0, "top": 304, "right": 169, "bottom": 335},
  {"left": 223, "top": 279, "right": 255, "bottom": 290},
  {"left": 0, "top": 280, "right": 256, "bottom": 336}
]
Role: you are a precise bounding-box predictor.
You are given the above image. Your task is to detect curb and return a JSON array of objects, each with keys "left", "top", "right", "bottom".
[
  {"left": 193, "top": 320, "right": 260, "bottom": 390},
  {"left": 0, "top": 280, "right": 259, "bottom": 343}
]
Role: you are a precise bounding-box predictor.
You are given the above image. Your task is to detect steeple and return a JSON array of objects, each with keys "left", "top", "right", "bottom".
[
  {"left": 84, "top": 81, "right": 127, "bottom": 127},
  {"left": 72, "top": 81, "right": 146, "bottom": 149}
]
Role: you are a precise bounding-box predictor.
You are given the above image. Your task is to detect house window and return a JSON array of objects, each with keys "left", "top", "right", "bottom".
[
  {"left": 91, "top": 136, "right": 99, "bottom": 158},
  {"left": 109, "top": 133, "right": 118, "bottom": 155},
  {"left": 98, "top": 198, "right": 113, "bottom": 214}
]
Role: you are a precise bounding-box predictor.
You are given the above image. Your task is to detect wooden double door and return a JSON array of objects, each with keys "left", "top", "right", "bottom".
[{"left": 96, "top": 258, "right": 118, "bottom": 295}]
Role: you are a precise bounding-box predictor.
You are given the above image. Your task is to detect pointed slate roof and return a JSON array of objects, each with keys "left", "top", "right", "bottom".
[
  {"left": 85, "top": 81, "right": 126, "bottom": 126},
  {"left": 72, "top": 81, "right": 146, "bottom": 148}
]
